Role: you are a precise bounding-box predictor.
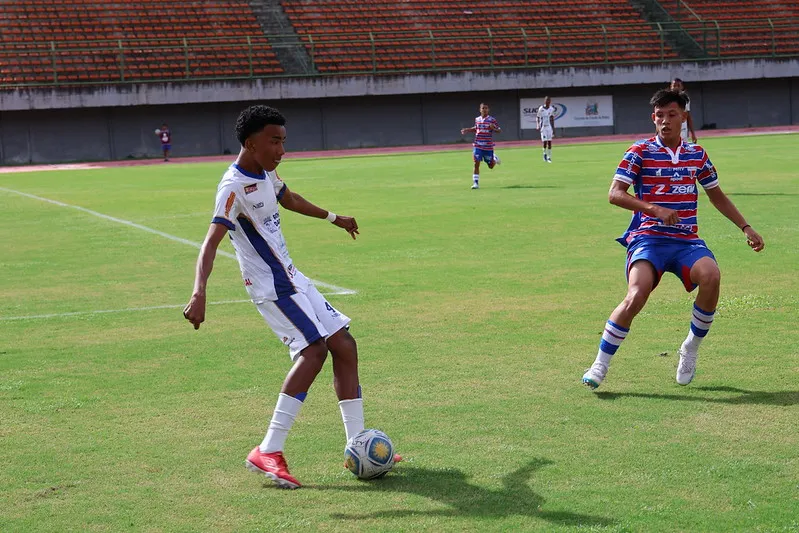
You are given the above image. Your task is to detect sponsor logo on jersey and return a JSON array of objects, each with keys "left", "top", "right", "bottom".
[
  {"left": 244, "top": 184, "right": 258, "bottom": 195},
  {"left": 252, "top": 202, "right": 264, "bottom": 209}
]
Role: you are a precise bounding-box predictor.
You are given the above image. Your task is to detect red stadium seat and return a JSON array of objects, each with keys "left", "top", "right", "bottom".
[{"left": 0, "top": 0, "right": 283, "bottom": 85}]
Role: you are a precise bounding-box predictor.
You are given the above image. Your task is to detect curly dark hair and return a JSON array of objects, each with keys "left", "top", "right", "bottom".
[
  {"left": 235, "top": 105, "right": 286, "bottom": 145},
  {"left": 650, "top": 89, "right": 687, "bottom": 110}
]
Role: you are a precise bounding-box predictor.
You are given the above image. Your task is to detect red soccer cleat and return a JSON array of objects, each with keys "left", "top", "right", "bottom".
[{"left": 245, "top": 447, "right": 301, "bottom": 489}]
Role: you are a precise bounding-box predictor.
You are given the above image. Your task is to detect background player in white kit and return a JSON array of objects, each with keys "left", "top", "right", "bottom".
[
  {"left": 670, "top": 78, "right": 697, "bottom": 143},
  {"left": 537, "top": 97, "right": 555, "bottom": 162},
  {"left": 183, "top": 105, "right": 399, "bottom": 489}
]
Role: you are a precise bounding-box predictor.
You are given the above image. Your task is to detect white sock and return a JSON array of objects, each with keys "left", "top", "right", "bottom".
[
  {"left": 473, "top": 174, "right": 479, "bottom": 185},
  {"left": 259, "top": 393, "right": 303, "bottom": 453},
  {"left": 547, "top": 148, "right": 552, "bottom": 158},
  {"left": 682, "top": 304, "right": 716, "bottom": 353},
  {"left": 595, "top": 320, "right": 629, "bottom": 367},
  {"left": 338, "top": 398, "right": 364, "bottom": 442}
]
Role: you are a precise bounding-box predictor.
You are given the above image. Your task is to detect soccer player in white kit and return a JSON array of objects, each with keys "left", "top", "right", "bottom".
[
  {"left": 183, "top": 105, "right": 399, "bottom": 489},
  {"left": 670, "top": 78, "right": 697, "bottom": 143},
  {"left": 536, "top": 97, "right": 555, "bottom": 163}
]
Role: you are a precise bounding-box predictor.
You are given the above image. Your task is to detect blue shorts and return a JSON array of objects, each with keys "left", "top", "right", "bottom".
[
  {"left": 473, "top": 148, "right": 494, "bottom": 164},
  {"left": 626, "top": 239, "right": 716, "bottom": 292},
  {"left": 162, "top": 144, "right": 171, "bottom": 151}
]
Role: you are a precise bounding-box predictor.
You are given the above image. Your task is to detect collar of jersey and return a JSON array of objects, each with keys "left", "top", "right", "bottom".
[
  {"left": 232, "top": 164, "right": 266, "bottom": 180},
  {"left": 653, "top": 135, "right": 683, "bottom": 164}
]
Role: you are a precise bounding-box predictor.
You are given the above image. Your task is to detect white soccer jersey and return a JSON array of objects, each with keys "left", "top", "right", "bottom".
[
  {"left": 537, "top": 105, "right": 555, "bottom": 130},
  {"left": 211, "top": 164, "right": 310, "bottom": 301},
  {"left": 681, "top": 98, "right": 691, "bottom": 139}
]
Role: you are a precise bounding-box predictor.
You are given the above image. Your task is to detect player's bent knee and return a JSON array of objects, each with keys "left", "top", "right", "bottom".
[
  {"left": 622, "top": 289, "right": 649, "bottom": 316},
  {"left": 697, "top": 267, "right": 721, "bottom": 289},
  {"left": 300, "top": 339, "right": 329, "bottom": 365}
]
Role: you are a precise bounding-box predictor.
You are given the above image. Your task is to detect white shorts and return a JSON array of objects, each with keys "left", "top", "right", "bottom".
[
  {"left": 540, "top": 127, "right": 553, "bottom": 142},
  {"left": 255, "top": 283, "right": 351, "bottom": 361}
]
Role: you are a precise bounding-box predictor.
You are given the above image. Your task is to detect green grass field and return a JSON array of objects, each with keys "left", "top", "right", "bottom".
[{"left": 1, "top": 135, "right": 798, "bottom": 532}]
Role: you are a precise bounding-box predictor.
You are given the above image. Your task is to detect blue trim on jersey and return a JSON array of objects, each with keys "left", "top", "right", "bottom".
[
  {"left": 276, "top": 183, "right": 287, "bottom": 202},
  {"left": 237, "top": 216, "right": 296, "bottom": 298},
  {"left": 211, "top": 216, "right": 236, "bottom": 231},
  {"left": 233, "top": 164, "right": 266, "bottom": 180},
  {"left": 275, "top": 296, "right": 323, "bottom": 345}
]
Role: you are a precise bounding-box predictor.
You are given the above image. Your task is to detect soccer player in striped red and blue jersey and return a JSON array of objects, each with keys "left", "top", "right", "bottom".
[
  {"left": 582, "top": 89, "right": 764, "bottom": 390},
  {"left": 461, "top": 103, "right": 501, "bottom": 189}
]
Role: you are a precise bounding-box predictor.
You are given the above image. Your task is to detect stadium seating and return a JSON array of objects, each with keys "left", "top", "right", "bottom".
[
  {"left": 663, "top": 0, "right": 799, "bottom": 56},
  {"left": 0, "top": 0, "right": 282, "bottom": 85},
  {"left": 280, "top": 0, "right": 679, "bottom": 72}
]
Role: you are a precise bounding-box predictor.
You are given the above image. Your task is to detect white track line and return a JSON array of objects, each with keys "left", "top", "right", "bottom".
[
  {"left": 0, "top": 187, "right": 357, "bottom": 299},
  {"left": 0, "top": 299, "right": 253, "bottom": 321}
]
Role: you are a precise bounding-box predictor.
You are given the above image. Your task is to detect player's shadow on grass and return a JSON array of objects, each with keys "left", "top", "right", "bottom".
[
  {"left": 316, "top": 458, "right": 614, "bottom": 527},
  {"left": 595, "top": 386, "right": 799, "bottom": 406},
  {"left": 501, "top": 184, "right": 561, "bottom": 189}
]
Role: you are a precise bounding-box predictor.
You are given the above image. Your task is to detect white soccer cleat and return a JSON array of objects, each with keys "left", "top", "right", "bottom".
[
  {"left": 546, "top": 157, "right": 552, "bottom": 163},
  {"left": 582, "top": 363, "right": 608, "bottom": 390},
  {"left": 471, "top": 183, "right": 479, "bottom": 189},
  {"left": 493, "top": 154, "right": 501, "bottom": 165},
  {"left": 676, "top": 347, "right": 698, "bottom": 385}
]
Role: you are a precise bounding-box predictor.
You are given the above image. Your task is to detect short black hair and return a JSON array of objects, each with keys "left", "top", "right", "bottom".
[
  {"left": 235, "top": 105, "right": 286, "bottom": 145},
  {"left": 650, "top": 89, "right": 687, "bottom": 110},
  {"left": 672, "top": 77, "right": 683, "bottom": 84}
]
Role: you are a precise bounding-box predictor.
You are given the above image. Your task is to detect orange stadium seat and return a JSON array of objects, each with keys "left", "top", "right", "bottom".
[
  {"left": 281, "top": 0, "right": 679, "bottom": 72},
  {"left": 661, "top": 0, "right": 799, "bottom": 56},
  {"left": 0, "top": 0, "right": 283, "bottom": 85}
]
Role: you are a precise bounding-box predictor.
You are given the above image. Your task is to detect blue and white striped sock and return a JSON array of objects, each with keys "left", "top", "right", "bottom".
[
  {"left": 595, "top": 320, "right": 629, "bottom": 367},
  {"left": 473, "top": 174, "right": 479, "bottom": 185},
  {"left": 683, "top": 304, "right": 716, "bottom": 352}
]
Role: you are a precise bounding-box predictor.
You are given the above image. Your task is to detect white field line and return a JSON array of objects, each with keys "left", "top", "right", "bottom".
[
  {"left": 0, "top": 187, "right": 356, "bottom": 318},
  {"left": 0, "top": 299, "right": 253, "bottom": 322}
]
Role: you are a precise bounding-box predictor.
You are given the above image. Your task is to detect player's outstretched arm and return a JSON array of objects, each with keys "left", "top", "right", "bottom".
[
  {"left": 704, "top": 186, "right": 764, "bottom": 251},
  {"left": 184, "top": 222, "right": 229, "bottom": 329},
  {"left": 460, "top": 127, "right": 476, "bottom": 135},
  {"left": 279, "top": 186, "right": 359, "bottom": 239}
]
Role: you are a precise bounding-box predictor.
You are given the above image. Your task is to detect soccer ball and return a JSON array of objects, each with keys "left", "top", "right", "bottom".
[
  {"left": 155, "top": 129, "right": 161, "bottom": 134},
  {"left": 344, "top": 429, "right": 395, "bottom": 480}
]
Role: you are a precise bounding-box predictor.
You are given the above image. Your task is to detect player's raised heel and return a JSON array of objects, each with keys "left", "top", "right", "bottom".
[
  {"left": 582, "top": 363, "right": 608, "bottom": 390},
  {"left": 676, "top": 347, "right": 697, "bottom": 385},
  {"left": 245, "top": 447, "right": 301, "bottom": 489}
]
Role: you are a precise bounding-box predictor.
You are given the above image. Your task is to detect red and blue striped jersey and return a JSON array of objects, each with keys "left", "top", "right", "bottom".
[
  {"left": 473, "top": 115, "right": 499, "bottom": 149},
  {"left": 614, "top": 136, "right": 719, "bottom": 247}
]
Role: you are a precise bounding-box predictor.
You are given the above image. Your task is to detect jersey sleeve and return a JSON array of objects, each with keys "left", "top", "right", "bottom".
[
  {"left": 696, "top": 152, "right": 719, "bottom": 190},
  {"left": 614, "top": 144, "right": 643, "bottom": 185},
  {"left": 211, "top": 182, "right": 239, "bottom": 231},
  {"left": 269, "top": 171, "right": 288, "bottom": 201}
]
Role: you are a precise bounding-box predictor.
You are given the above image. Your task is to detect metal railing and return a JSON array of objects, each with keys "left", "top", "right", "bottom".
[{"left": 1, "top": 21, "right": 797, "bottom": 89}]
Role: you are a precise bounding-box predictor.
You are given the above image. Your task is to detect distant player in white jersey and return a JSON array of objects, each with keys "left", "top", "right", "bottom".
[
  {"left": 536, "top": 96, "right": 555, "bottom": 162},
  {"left": 670, "top": 78, "right": 697, "bottom": 143},
  {"left": 183, "top": 105, "right": 400, "bottom": 489}
]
